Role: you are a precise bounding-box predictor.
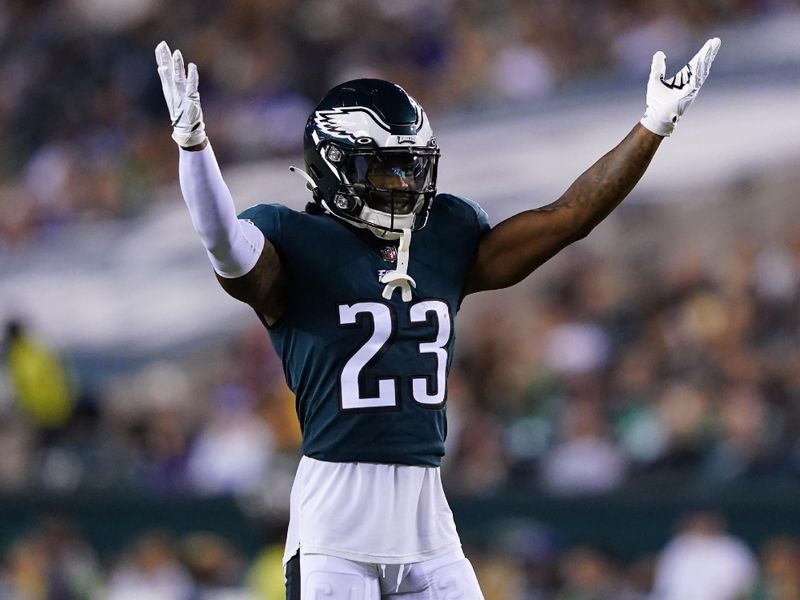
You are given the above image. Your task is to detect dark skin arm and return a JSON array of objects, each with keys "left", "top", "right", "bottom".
[
  {"left": 215, "top": 239, "right": 287, "bottom": 326},
  {"left": 185, "top": 138, "right": 288, "bottom": 326},
  {"left": 463, "top": 123, "right": 663, "bottom": 295}
]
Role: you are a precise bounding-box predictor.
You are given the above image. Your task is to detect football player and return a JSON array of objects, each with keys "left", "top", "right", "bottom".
[{"left": 156, "top": 37, "right": 720, "bottom": 599}]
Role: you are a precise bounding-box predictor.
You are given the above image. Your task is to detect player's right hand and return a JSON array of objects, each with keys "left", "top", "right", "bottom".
[
  {"left": 640, "top": 37, "right": 721, "bottom": 137},
  {"left": 155, "top": 41, "right": 207, "bottom": 148}
]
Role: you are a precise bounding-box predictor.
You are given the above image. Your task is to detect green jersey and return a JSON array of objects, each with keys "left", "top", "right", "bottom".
[{"left": 239, "top": 194, "right": 489, "bottom": 466}]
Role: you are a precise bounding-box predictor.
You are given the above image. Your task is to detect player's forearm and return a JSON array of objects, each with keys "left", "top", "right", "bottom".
[
  {"left": 178, "top": 142, "right": 265, "bottom": 278},
  {"left": 547, "top": 123, "right": 662, "bottom": 239}
]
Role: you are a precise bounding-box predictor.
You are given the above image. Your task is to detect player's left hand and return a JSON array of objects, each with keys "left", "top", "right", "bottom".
[
  {"left": 155, "top": 40, "right": 207, "bottom": 148},
  {"left": 640, "top": 37, "right": 721, "bottom": 137}
]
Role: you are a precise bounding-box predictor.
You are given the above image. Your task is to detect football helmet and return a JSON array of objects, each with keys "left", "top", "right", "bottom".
[{"left": 301, "top": 79, "right": 439, "bottom": 240}]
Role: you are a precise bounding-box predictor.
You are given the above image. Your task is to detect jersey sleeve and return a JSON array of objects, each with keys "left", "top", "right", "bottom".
[
  {"left": 238, "top": 203, "right": 286, "bottom": 250},
  {"left": 459, "top": 195, "right": 491, "bottom": 237}
]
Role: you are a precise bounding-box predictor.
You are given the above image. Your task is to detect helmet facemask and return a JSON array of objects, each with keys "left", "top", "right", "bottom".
[{"left": 323, "top": 142, "right": 439, "bottom": 240}]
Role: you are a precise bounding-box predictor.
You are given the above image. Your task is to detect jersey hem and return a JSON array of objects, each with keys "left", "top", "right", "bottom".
[
  {"left": 298, "top": 539, "right": 462, "bottom": 565},
  {"left": 304, "top": 453, "right": 443, "bottom": 467}
]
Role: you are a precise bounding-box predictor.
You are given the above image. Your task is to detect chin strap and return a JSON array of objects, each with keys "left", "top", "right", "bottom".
[
  {"left": 288, "top": 166, "right": 318, "bottom": 192},
  {"left": 380, "top": 228, "right": 416, "bottom": 302}
]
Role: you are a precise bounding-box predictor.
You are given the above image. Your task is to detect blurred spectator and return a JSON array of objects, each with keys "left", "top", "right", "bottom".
[
  {"left": 610, "top": 345, "right": 668, "bottom": 466},
  {"left": 0, "top": 416, "right": 36, "bottom": 489},
  {"left": 245, "top": 542, "right": 287, "bottom": 600},
  {"left": 442, "top": 367, "right": 511, "bottom": 494},
  {"left": 651, "top": 383, "right": 710, "bottom": 471},
  {"left": 119, "top": 361, "right": 195, "bottom": 491},
  {"left": 749, "top": 537, "right": 800, "bottom": 600},
  {"left": 555, "top": 546, "right": 618, "bottom": 600},
  {"left": 186, "top": 383, "right": 275, "bottom": 495},
  {"left": 652, "top": 511, "right": 758, "bottom": 600},
  {"left": 3, "top": 320, "right": 75, "bottom": 433},
  {"left": 540, "top": 400, "right": 626, "bottom": 495},
  {"left": 0, "top": 517, "right": 102, "bottom": 600},
  {"left": 491, "top": 42, "right": 555, "bottom": 102},
  {"left": 471, "top": 550, "right": 526, "bottom": 600},
  {"left": 704, "top": 384, "right": 781, "bottom": 481},
  {"left": 542, "top": 315, "right": 611, "bottom": 379},
  {"left": 492, "top": 521, "right": 560, "bottom": 599},
  {"left": 106, "top": 532, "right": 194, "bottom": 600},
  {"left": 179, "top": 532, "right": 254, "bottom": 600}
]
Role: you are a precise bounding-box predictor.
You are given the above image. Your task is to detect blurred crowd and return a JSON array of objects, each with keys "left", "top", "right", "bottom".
[
  {"left": 0, "top": 518, "right": 287, "bottom": 600},
  {"left": 1, "top": 319, "right": 297, "bottom": 496},
  {"left": 0, "top": 0, "right": 790, "bottom": 247},
  {"left": 471, "top": 511, "right": 800, "bottom": 599}
]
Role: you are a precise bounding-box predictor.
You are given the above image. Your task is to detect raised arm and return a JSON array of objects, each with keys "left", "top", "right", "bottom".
[
  {"left": 156, "top": 41, "right": 287, "bottom": 325},
  {"left": 464, "top": 38, "right": 721, "bottom": 295}
]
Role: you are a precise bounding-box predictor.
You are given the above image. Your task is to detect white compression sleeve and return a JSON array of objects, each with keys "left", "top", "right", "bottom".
[{"left": 178, "top": 143, "right": 265, "bottom": 278}]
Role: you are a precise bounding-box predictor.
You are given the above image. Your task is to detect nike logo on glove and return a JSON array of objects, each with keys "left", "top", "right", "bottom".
[
  {"left": 171, "top": 110, "right": 184, "bottom": 127},
  {"left": 661, "top": 65, "right": 692, "bottom": 90}
]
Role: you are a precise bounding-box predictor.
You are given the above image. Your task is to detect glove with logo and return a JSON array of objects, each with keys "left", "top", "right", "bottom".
[
  {"left": 640, "top": 37, "right": 721, "bottom": 137},
  {"left": 155, "top": 40, "right": 207, "bottom": 148}
]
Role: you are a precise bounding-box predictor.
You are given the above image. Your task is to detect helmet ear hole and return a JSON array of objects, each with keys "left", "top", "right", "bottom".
[
  {"left": 334, "top": 194, "right": 354, "bottom": 210},
  {"left": 326, "top": 145, "right": 344, "bottom": 162}
]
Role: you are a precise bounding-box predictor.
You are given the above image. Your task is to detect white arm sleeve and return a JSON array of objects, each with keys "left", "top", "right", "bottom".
[{"left": 178, "top": 143, "right": 265, "bottom": 278}]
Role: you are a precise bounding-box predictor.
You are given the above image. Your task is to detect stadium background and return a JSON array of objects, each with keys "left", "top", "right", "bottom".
[{"left": 1, "top": 0, "right": 800, "bottom": 598}]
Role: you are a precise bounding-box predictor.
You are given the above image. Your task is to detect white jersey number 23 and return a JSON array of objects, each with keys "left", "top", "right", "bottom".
[{"left": 337, "top": 300, "right": 450, "bottom": 411}]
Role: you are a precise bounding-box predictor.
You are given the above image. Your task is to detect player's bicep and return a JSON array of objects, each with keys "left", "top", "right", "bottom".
[
  {"left": 463, "top": 206, "right": 583, "bottom": 295},
  {"left": 216, "top": 236, "right": 288, "bottom": 326}
]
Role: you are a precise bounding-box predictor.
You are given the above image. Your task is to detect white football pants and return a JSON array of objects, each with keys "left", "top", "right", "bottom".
[{"left": 287, "top": 548, "right": 485, "bottom": 599}]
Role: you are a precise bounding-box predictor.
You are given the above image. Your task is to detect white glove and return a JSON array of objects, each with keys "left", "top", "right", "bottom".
[
  {"left": 640, "top": 37, "right": 721, "bottom": 137},
  {"left": 155, "top": 40, "right": 207, "bottom": 148}
]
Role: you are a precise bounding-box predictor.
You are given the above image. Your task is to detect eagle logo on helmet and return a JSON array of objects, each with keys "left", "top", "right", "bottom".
[{"left": 314, "top": 105, "right": 424, "bottom": 144}]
